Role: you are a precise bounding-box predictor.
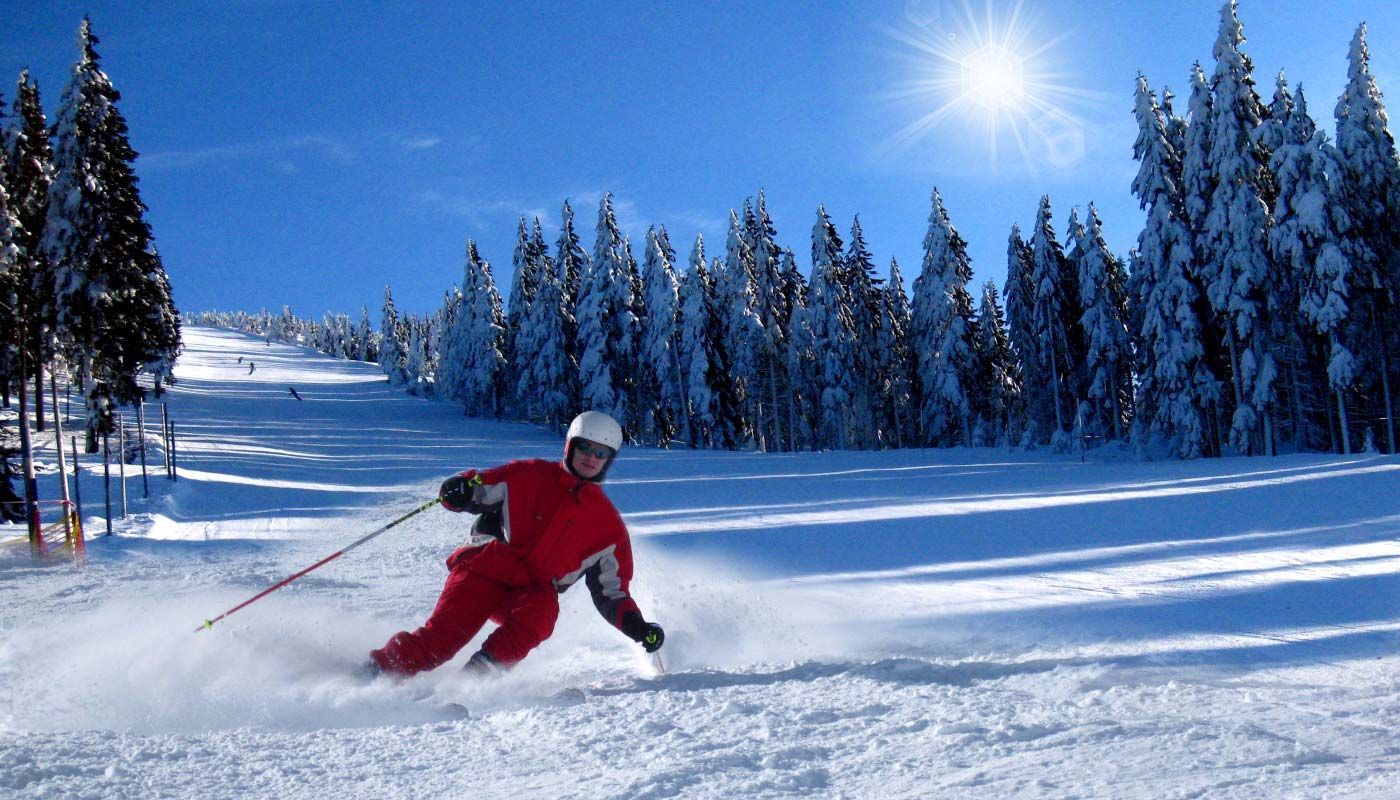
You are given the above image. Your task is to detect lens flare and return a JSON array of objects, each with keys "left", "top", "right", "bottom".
[
  {"left": 961, "top": 44, "right": 1026, "bottom": 111},
  {"left": 880, "top": 0, "right": 1095, "bottom": 173}
]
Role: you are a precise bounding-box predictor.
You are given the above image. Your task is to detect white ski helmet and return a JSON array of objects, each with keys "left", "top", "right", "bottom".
[{"left": 564, "top": 410, "right": 623, "bottom": 481}]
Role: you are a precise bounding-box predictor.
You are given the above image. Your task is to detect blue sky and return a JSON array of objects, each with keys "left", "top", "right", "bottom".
[{"left": 4, "top": 1, "right": 1399, "bottom": 319}]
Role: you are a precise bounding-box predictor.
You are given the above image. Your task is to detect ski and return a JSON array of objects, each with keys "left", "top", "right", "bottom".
[{"left": 434, "top": 702, "right": 471, "bottom": 719}]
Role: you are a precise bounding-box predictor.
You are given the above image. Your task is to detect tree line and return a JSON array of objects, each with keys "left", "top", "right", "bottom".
[
  {"left": 1130, "top": 4, "right": 1398, "bottom": 458},
  {"left": 200, "top": 2, "right": 1400, "bottom": 459},
  {"left": 0, "top": 18, "right": 182, "bottom": 451}
]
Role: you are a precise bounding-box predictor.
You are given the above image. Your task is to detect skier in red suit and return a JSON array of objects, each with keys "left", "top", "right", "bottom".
[{"left": 368, "top": 411, "right": 664, "bottom": 676}]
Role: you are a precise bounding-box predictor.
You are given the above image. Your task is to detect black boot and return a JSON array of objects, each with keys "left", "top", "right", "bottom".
[
  {"left": 354, "top": 659, "right": 384, "bottom": 681},
  {"left": 462, "top": 650, "right": 502, "bottom": 676}
]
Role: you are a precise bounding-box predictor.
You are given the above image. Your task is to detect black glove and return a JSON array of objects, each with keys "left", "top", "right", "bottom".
[
  {"left": 620, "top": 611, "right": 665, "bottom": 653},
  {"left": 439, "top": 472, "right": 481, "bottom": 512}
]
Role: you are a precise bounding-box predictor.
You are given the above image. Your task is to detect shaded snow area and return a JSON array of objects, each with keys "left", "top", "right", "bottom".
[{"left": 3, "top": 327, "right": 1400, "bottom": 799}]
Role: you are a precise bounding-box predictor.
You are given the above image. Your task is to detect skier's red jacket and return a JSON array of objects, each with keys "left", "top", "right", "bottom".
[{"left": 443, "top": 458, "right": 642, "bottom": 629}]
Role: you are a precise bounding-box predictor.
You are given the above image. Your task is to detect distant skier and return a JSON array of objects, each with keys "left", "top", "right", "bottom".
[
  {"left": 237, "top": 356, "right": 243, "bottom": 364},
  {"left": 247, "top": 362, "right": 255, "bottom": 374},
  {"left": 288, "top": 387, "right": 302, "bottom": 401},
  {"left": 0, "top": 459, "right": 25, "bottom": 524},
  {"left": 367, "top": 411, "right": 664, "bottom": 676}
]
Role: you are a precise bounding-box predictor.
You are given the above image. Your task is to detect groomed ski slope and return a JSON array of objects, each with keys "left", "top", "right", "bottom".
[{"left": 3, "top": 326, "right": 1399, "bottom": 799}]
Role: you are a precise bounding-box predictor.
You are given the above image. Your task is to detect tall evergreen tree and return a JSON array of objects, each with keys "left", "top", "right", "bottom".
[
  {"left": 1076, "top": 203, "right": 1132, "bottom": 441},
  {"left": 1029, "top": 195, "right": 1075, "bottom": 443},
  {"left": 503, "top": 217, "right": 540, "bottom": 407},
  {"left": 356, "top": 306, "right": 374, "bottom": 362},
  {"left": 43, "top": 19, "right": 181, "bottom": 445},
  {"left": 1182, "top": 63, "right": 1215, "bottom": 234},
  {"left": 973, "top": 280, "right": 1022, "bottom": 446},
  {"left": 0, "top": 151, "right": 20, "bottom": 399},
  {"left": 6, "top": 70, "right": 54, "bottom": 426},
  {"left": 911, "top": 189, "right": 977, "bottom": 446},
  {"left": 806, "top": 205, "right": 857, "bottom": 449},
  {"left": 1334, "top": 22, "right": 1400, "bottom": 453},
  {"left": 555, "top": 200, "right": 586, "bottom": 314},
  {"left": 1273, "top": 86, "right": 1365, "bottom": 453},
  {"left": 518, "top": 223, "right": 576, "bottom": 430},
  {"left": 576, "top": 193, "right": 638, "bottom": 433},
  {"left": 1002, "top": 224, "right": 1038, "bottom": 442},
  {"left": 378, "top": 287, "right": 407, "bottom": 386},
  {"left": 1201, "top": 0, "right": 1278, "bottom": 454},
  {"left": 442, "top": 240, "right": 506, "bottom": 416},
  {"left": 718, "top": 208, "right": 762, "bottom": 446},
  {"left": 747, "top": 190, "right": 790, "bottom": 450},
  {"left": 1132, "top": 73, "right": 1216, "bottom": 458},
  {"left": 403, "top": 314, "right": 430, "bottom": 395},
  {"left": 1162, "top": 85, "right": 1189, "bottom": 160},
  {"left": 876, "top": 257, "right": 917, "bottom": 448},
  {"left": 779, "top": 248, "right": 811, "bottom": 449},
  {"left": 140, "top": 246, "right": 181, "bottom": 393},
  {"left": 638, "top": 225, "right": 683, "bottom": 446},
  {"left": 677, "top": 236, "right": 717, "bottom": 448},
  {"left": 844, "top": 215, "right": 883, "bottom": 448}
]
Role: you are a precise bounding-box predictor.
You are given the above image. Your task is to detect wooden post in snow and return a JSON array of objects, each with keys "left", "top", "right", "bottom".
[
  {"left": 136, "top": 401, "right": 149, "bottom": 498},
  {"left": 118, "top": 413, "right": 128, "bottom": 518},
  {"left": 102, "top": 431, "right": 112, "bottom": 536}
]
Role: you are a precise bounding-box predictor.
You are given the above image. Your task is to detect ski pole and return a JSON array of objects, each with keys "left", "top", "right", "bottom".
[{"left": 195, "top": 495, "right": 443, "bottom": 633}]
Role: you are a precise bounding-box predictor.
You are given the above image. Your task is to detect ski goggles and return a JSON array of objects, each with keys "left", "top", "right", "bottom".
[{"left": 573, "top": 439, "right": 615, "bottom": 460}]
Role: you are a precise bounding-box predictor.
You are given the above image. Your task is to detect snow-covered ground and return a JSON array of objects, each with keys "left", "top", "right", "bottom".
[{"left": 3, "top": 326, "right": 1399, "bottom": 799}]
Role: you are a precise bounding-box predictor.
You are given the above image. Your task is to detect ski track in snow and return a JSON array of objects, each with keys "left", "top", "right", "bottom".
[{"left": 2, "top": 327, "right": 1399, "bottom": 799}]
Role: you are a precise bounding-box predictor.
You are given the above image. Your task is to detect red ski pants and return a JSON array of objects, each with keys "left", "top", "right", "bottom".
[{"left": 370, "top": 556, "right": 560, "bottom": 676}]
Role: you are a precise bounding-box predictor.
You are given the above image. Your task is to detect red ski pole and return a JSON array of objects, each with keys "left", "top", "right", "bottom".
[{"left": 195, "top": 496, "right": 443, "bottom": 633}]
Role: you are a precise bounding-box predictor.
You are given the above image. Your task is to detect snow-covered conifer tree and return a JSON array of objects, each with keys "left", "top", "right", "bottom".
[
  {"left": 911, "top": 189, "right": 977, "bottom": 446},
  {"left": 1076, "top": 204, "right": 1132, "bottom": 441},
  {"left": 576, "top": 193, "right": 638, "bottom": 432},
  {"left": 779, "top": 249, "right": 810, "bottom": 448},
  {"left": 1201, "top": 0, "right": 1278, "bottom": 454},
  {"left": 379, "top": 287, "right": 408, "bottom": 386},
  {"left": 747, "top": 191, "right": 790, "bottom": 450},
  {"left": 517, "top": 216, "right": 578, "bottom": 430},
  {"left": 0, "top": 156, "right": 20, "bottom": 395},
  {"left": 806, "top": 205, "right": 856, "bottom": 449},
  {"left": 6, "top": 70, "right": 55, "bottom": 421},
  {"left": 844, "top": 215, "right": 883, "bottom": 448},
  {"left": 503, "top": 217, "right": 539, "bottom": 407},
  {"left": 708, "top": 256, "right": 745, "bottom": 449},
  {"left": 973, "top": 280, "right": 1022, "bottom": 446},
  {"left": 1258, "top": 70, "right": 1295, "bottom": 154},
  {"left": 1029, "top": 196, "right": 1074, "bottom": 443},
  {"left": 875, "top": 257, "right": 916, "bottom": 448},
  {"left": 403, "top": 316, "right": 429, "bottom": 395},
  {"left": 43, "top": 19, "right": 181, "bottom": 445},
  {"left": 638, "top": 226, "right": 683, "bottom": 446},
  {"left": 1162, "top": 85, "right": 1189, "bottom": 159},
  {"left": 442, "top": 240, "right": 506, "bottom": 416},
  {"left": 1132, "top": 73, "right": 1216, "bottom": 458},
  {"left": 356, "top": 306, "right": 374, "bottom": 362},
  {"left": 677, "top": 236, "right": 717, "bottom": 448},
  {"left": 1002, "top": 225, "right": 1038, "bottom": 443},
  {"left": 1273, "top": 86, "right": 1364, "bottom": 453},
  {"left": 1182, "top": 63, "right": 1215, "bottom": 235},
  {"left": 1334, "top": 22, "right": 1400, "bottom": 453},
  {"left": 1255, "top": 76, "right": 1320, "bottom": 449},
  {"left": 140, "top": 246, "right": 181, "bottom": 393},
  {"left": 717, "top": 209, "right": 762, "bottom": 446},
  {"left": 555, "top": 200, "right": 586, "bottom": 319}
]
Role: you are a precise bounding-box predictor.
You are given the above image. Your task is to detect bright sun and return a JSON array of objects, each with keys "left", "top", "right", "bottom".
[
  {"left": 881, "top": 0, "right": 1090, "bottom": 171},
  {"left": 960, "top": 44, "right": 1026, "bottom": 112}
]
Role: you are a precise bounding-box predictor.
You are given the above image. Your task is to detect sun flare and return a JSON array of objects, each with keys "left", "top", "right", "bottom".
[
  {"left": 960, "top": 44, "right": 1026, "bottom": 111},
  {"left": 881, "top": 0, "right": 1092, "bottom": 172}
]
